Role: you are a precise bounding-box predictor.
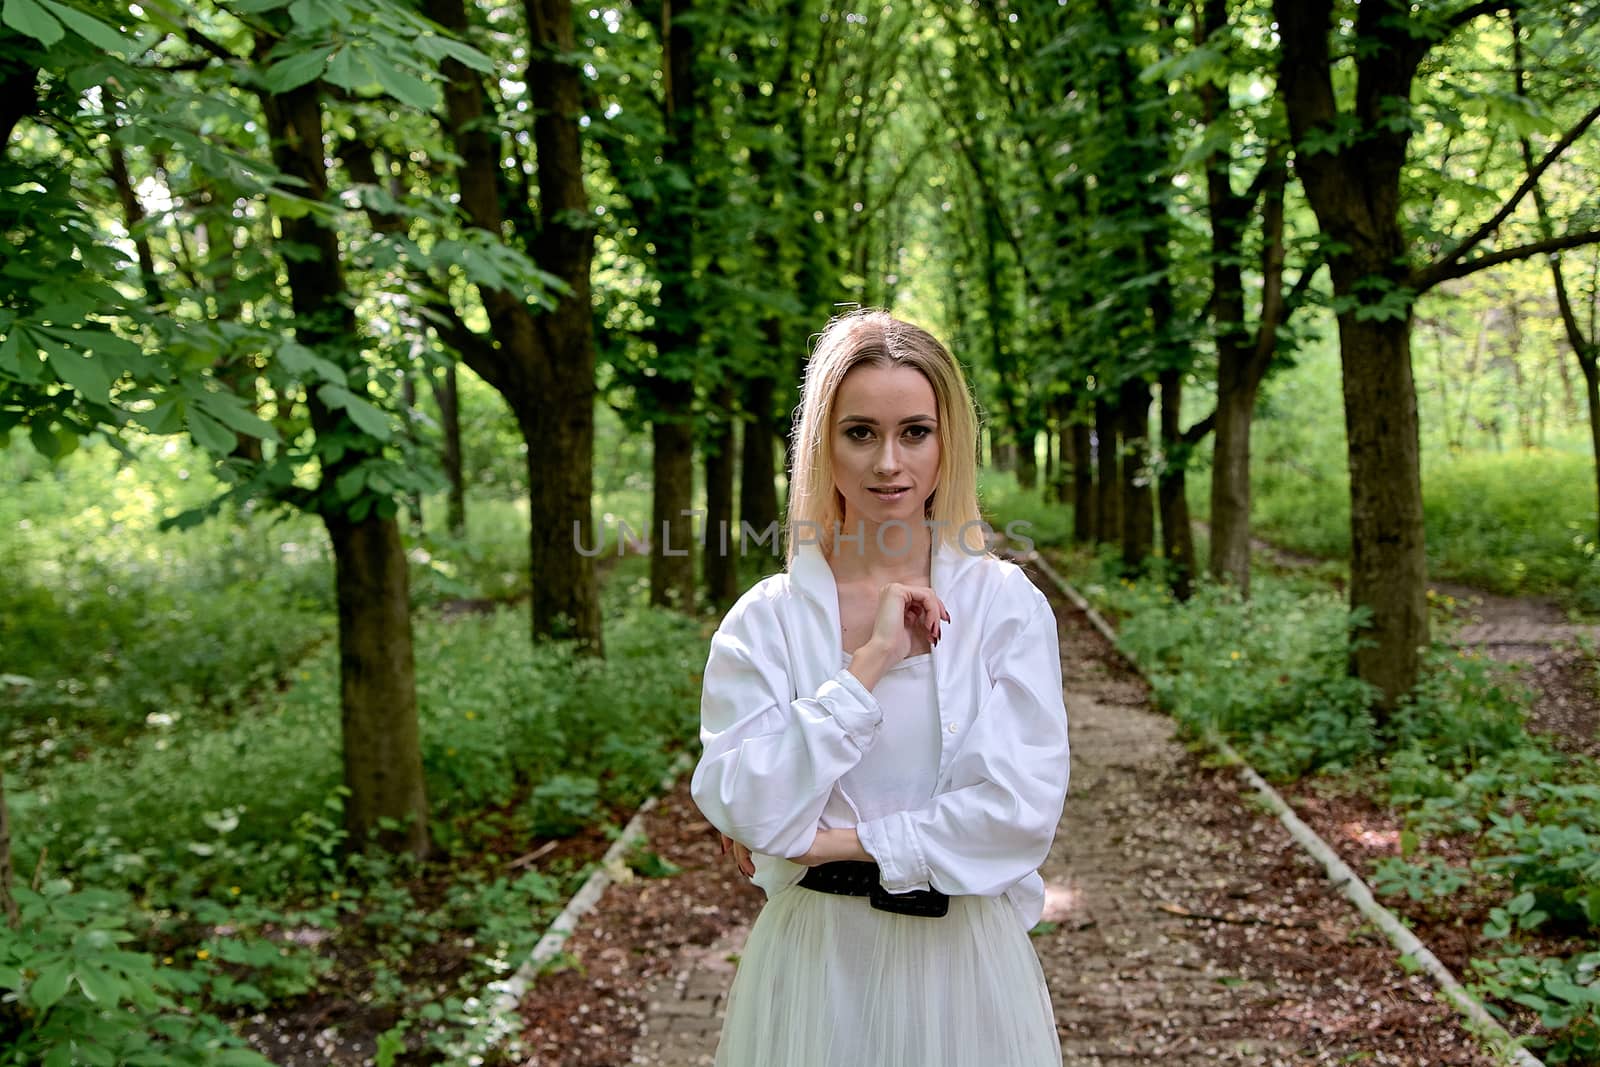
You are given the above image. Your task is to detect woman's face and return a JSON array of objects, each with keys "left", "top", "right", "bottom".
[{"left": 830, "top": 362, "right": 942, "bottom": 528}]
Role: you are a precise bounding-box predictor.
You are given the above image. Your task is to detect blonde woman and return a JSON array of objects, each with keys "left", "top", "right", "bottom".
[{"left": 690, "top": 308, "right": 1070, "bottom": 1066}]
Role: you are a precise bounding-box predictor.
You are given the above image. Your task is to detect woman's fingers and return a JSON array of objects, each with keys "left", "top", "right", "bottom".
[
  {"left": 734, "top": 842, "right": 755, "bottom": 877},
  {"left": 879, "top": 583, "right": 950, "bottom": 652}
]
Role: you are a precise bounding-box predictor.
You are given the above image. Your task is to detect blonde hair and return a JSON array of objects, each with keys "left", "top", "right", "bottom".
[{"left": 786, "top": 308, "right": 988, "bottom": 564}]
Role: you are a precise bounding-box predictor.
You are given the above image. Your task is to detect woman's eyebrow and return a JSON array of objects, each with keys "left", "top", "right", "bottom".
[{"left": 836, "top": 414, "right": 938, "bottom": 425}]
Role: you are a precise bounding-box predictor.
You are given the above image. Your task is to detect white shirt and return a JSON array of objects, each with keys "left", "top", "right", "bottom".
[
  {"left": 690, "top": 537, "right": 1071, "bottom": 928},
  {"left": 839, "top": 649, "right": 940, "bottom": 823}
]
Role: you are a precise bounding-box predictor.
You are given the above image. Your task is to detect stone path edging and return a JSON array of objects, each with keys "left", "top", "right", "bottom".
[
  {"left": 445, "top": 751, "right": 697, "bottom": 1061},
  {"left": 1023, "top": 549, "right": 1545, "bottom": 1067}
]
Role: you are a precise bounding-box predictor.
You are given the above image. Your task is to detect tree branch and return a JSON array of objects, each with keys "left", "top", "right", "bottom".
[
  {"left": 1418, "top": 229, "right": 1600, "bottom": 290},
  {"left": 1425, "top": 99, "right": 1600, "bottom": 275},
  {"left": 1181, "top": 409, "right": 1216, "bottom": 446}
]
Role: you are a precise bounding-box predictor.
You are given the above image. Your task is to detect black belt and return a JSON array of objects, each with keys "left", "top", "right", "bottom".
[{"left": 797, "top": 860, "right": 950, "bottom": 918}]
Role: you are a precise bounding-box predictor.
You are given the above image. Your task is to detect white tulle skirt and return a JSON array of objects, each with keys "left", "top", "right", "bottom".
[{"left": 713, "top": 883, "right": 1061, "bottom": 1067}]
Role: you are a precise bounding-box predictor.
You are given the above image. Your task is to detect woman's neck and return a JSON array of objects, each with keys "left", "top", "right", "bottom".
[{"left": 824, "top": 514, "right": 933, "bottom": 583}]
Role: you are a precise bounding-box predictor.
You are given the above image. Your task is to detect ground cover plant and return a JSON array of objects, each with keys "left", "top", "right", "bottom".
[
  {"left": 1063, "top": 546, "right": 1600, "bottom": 1063},
  {"left": 1, "top": 441, "right": 716, "bottom": 1065}
]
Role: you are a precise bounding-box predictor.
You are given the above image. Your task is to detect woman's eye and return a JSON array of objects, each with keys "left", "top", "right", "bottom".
[
  {"left": 904, "top": 425, "right": 932, "bottom": 440},
  {"left": 845, "top": 426, "right": 872, "bottom": 441}
]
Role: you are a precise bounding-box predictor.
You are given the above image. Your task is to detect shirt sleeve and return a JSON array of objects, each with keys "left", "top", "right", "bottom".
[
  {"left": 690, "top": 589, "right": 884, "bottom": 860},
  {"left": 854, "top": 581, "right": 1070, "bottom": 897}
]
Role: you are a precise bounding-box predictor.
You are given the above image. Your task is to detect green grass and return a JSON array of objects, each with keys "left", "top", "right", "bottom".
[{"left": 1184, "top": 339, "right": 1600, "bottom": 612}]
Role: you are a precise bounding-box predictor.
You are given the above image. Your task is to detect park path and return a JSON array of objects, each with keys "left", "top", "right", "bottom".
[{"left": 621, "top": 558, "right": 1491, "bottom": 1067}]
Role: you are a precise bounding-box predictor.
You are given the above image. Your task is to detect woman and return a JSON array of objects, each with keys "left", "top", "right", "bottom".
[{"left": 690, "top": 308, "right": 1070, "bottom": 1067}]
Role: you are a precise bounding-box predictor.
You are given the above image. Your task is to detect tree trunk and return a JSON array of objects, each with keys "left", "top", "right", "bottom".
[
  {"left": 433, "top": 363, "right": 466, "bottom": 538},
  {"left": 1016, "top": 426, "right": 1038, "bottom": 491},
  {"left": 1277, "top": 0, "right": 1431, "bottom": 708},
  {"left": 704, "top": 380, "right": 737, "bottom": 610},
  {"left": 1118, "top": 377, "right": 1154, "bottom": 570},
  {"left": 325, "top": 513, "right": 429, "bottom": 854},
  {"left": 1339, "top": 312, "right": 1429, "bottom": 707},
  {"left": 650, "top": 393, "right": 697, "bottom": 609},
  {"left": 645, "top": 0, "right": 700, "bottom": 612},
  {"left": 1208, "top": 379, "right": 1259, "bottom": 594},
  {"left": 1094, "top": 396, "right": 1120, "bottom": 545},
  {"left": 1045, "top": 416, "right": 1060, "bottom": 501},
  {"left": 260, "top": 79, "right": 430, "bottom": 857},
  {"left": 1584, "top": 358, "right": 1600, "bottom": 548},
  {"left": 1071, "top": 419, "right": 1095, "bottom": 545},
  {"left": 1157, "top": 368, "right": 1196, "bottom": 600},
  {"left": 401, "top": 370, "right": 424, "bottom": 532},
  {"left": 105, "top": 96, "right": 163, "bottom": 306},
  {"left": 0, "top": 59, "right": 37, "bottom": 156},
  {"left": 740, "top": 368, "right": 780, "bottom": 547}
]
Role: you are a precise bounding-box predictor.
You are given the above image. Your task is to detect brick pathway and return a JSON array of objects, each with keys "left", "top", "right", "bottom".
[{"left": 630, "top": 927, "right": 744, "bottom": 1067}]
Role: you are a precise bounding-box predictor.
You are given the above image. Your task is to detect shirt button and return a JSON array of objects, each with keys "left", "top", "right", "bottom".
[{"left": 947, "top": 723, "right": 959, "bottom": 734}]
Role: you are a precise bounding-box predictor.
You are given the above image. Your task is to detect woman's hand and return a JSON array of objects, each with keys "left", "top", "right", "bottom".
[
  {"left": 867, "top": 581, "right": 950, "bottom": 663},
  {"left": 718, "top": 832, "right": 755, "bottom": 878}
]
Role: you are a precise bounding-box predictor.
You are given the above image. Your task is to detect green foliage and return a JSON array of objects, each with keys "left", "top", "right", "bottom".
[
  {"left": 1091, "top": 560, "right": 1379, "bottom": 779},
  {"left": 0, "top": 879, "right": 271, "bottom": 1067},
  {"left": 1471, "top": 951, "right": 1600, "bottom": 1063},
  {"left": 0, "top": 442, "right": 333, "bottom": 776},
  {"left": 1481, "top": 785, "right": 1600, "bottom": 935},
  {"left": 1370, "top": 855, "right": 1471, "bottom": 903},
  {"left": 523, "top": 775, "right": 602, "bottom": 838}
]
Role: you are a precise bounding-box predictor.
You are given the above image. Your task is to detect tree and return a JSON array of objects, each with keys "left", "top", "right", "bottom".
[
  {"left": 423, "top": 0, "right": 604, "bottom": 649},
  {"left": 1275, "top": 0, "right": 1600, "bottom": 707},
  {"left": 257, "top": 73, "right": 430, "bottom": 857}
]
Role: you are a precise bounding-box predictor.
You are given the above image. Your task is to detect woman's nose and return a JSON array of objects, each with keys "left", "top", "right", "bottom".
[{"left": 875, "top": 441, "right": 900, "bottom": 474}]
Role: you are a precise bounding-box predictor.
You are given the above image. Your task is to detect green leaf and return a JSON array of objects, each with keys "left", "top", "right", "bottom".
[
  {"left": 335, "top": 465, "right": 366, "bottom": 499},
  {"left": 263, "top": 43, "right": 336, "bottom": 93},
  {"left": 371, "top": 59, "right": 439, "bottom": 111},
  {"left": 187, "top": 407, "right": 236, "bottom": 454},
  {"left": 3, "top": 0, "right": 64, "bottom": 46},
  {"left": 36, "top": 0, "right": 125, "bottom": 52},
  {"left": 324, "top": 46, "right": 374, "bottom": 91},
  {"left": 29, "top": 960, "right": 73, "bottom": 1011},
  {"left": 288, "top": 0, "right": 340, "bottom": 31},
  {"left": 195, "top": 391, "right": 279, "bottom": 441},
  {"left": 44, "top": 347, "right": 112, "bottom": 404},
  {"left": 416, "top": 33, "right": 495, "bottom": 73},
  {"left": 275, "top": 340, "right": 346, "bottom": 384},
  {"left": 319, "top": 383, "right": 391, "bottom": 439},
  {"left": 74, "top": 965, "right": 123, "bottom": 1004},
  {"left": 131, "top": 395, "right": 184, "bottom": 434}
]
